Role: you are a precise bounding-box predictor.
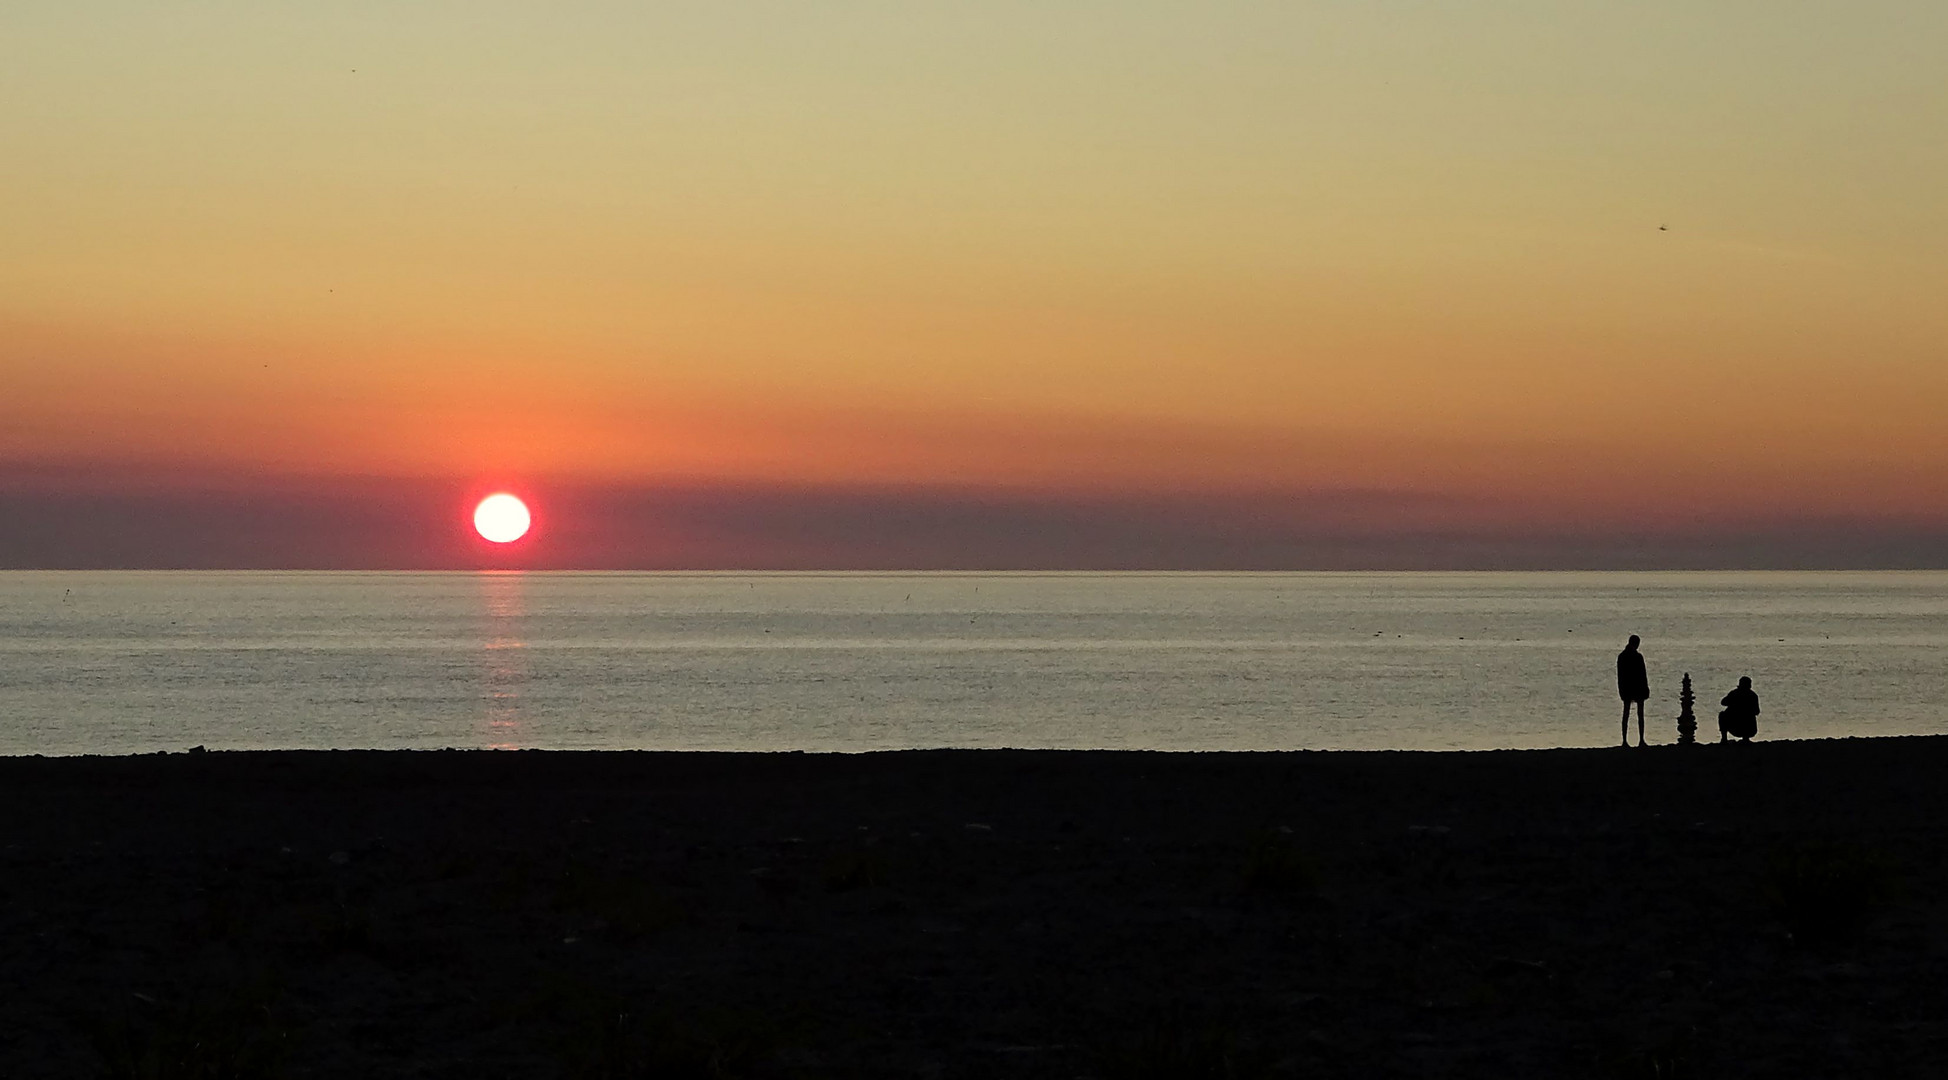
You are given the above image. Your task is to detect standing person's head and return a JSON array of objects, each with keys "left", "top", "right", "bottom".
[
  {"left": 1627, "top": 634, "right": 1641, "bottom": 650},
  {"left": 1738, "top": 676, "right": 1752, "bottom": 689}
]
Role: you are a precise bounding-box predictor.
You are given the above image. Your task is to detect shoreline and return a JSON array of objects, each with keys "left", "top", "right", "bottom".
[
  {"left": 4, "top": 731, "right": 1932, "bottom": 761},
  {"left": 4, "top": 736, "right": 1944, "bottom": 1075}
]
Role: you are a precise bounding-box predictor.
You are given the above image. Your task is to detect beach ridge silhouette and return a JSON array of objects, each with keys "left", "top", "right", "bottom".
[{"left": 2, "top": 738, "right": 1941, "bottom": 1076}]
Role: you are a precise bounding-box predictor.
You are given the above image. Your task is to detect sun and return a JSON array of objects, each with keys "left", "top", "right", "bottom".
[{"left": 473, "top": 493, "right": 532, "bottom": 544}]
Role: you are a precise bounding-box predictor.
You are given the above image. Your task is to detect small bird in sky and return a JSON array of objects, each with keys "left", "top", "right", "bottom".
[{"left": 1659, "top": 225, "right": 1668, "bottom": 231}]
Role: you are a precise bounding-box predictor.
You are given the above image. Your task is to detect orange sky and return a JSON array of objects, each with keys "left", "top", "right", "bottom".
[{"left": 3, "top": 2, "right": 1946, "bottom": 565}]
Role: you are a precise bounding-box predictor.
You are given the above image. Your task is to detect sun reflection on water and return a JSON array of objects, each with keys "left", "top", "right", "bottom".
[{"left": 477, "top": 571, "right": 528, "bottom": 750}]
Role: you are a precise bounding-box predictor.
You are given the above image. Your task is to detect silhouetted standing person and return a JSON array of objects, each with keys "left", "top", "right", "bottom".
[
  {"left": 1719, "top": 676, "right": 1760, "bottom": 742},
  {"left": 1617, "top": 635, "right": 1650, "bottom": 746}
]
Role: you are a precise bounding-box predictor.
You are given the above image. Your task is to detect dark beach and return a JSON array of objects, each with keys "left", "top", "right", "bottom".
[{"left": 3, "top": 739, "right": 1944, "bottom": 1077}]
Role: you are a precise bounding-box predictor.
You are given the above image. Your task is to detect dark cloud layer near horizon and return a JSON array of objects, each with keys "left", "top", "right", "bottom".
[{"left": 1, "top": 470, "right": 1943, "bottom": 571}]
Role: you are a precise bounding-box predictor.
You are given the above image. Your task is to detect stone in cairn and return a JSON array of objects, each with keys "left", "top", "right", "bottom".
[{"left": 1676, "top": 672, "right": 1697, "bottom": 745}]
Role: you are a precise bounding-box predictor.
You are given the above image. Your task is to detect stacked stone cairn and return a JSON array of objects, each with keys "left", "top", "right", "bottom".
[{"left": 1676, "top": 672, "right": 1697, "bottom": 745}]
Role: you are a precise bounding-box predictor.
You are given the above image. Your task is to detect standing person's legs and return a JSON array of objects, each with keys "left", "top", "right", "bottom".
[
  {"left": 1635, "top": 701, "right": 1647, "bottom": 745},
  {"left": 1621, "top": 701, "right": 1633, "bottom": 745}
]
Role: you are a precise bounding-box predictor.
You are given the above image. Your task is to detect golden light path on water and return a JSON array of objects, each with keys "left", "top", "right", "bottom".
[{"left": 478, "top": 572, "right": 527, "bottom": 750}]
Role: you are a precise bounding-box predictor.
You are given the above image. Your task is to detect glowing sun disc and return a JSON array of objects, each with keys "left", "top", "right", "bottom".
[{"left": 473, "top": 494, "right": 531, "bottom": 543}]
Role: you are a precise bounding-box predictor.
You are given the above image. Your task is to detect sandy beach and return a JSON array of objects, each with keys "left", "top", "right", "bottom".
[{"left": 2, "top": 739, "right": 1944, "bottom": 1077}]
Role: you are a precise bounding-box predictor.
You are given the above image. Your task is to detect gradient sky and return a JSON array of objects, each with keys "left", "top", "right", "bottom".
[{"left": 4, "top": 2, "right": 1946, "bottom": 567}]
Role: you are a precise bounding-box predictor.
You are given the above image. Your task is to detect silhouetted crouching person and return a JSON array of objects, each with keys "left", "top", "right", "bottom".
[
  {"left": 1719, "top": 677, "right": 1760, "bottom": 742},
  {"left": 1617, "top": 635, "right": 1650, "bottom": 746}
]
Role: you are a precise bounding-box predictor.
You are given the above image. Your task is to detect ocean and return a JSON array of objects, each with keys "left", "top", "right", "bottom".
[{"left": 1, "top": 571, "right": 1943, "bottom": 755}]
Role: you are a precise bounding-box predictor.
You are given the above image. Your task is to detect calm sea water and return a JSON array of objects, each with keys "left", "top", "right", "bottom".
[{"left": 1, "top": 572, "right": 1944, "bottom": 755}]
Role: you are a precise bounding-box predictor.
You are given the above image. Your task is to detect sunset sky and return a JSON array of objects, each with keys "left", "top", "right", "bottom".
[{"left": 4, "top": 2, "right": 1945, "bottom": 567}]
